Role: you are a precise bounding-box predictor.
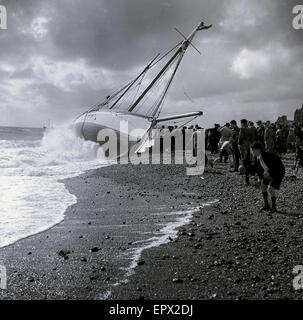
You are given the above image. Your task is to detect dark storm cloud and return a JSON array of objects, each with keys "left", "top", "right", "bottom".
[
  {"left": 45, "top": 0, "right": 225, "bottom": 69},
  {"left": 0, "top": 0, "right": 302, "bottom": 127}
]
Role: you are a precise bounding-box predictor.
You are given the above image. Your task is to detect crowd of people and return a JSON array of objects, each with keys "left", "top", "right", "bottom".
[
  {"left": 206, "top": 120, "right": 303, "bottom": 170},
  {"left": 205, "top": 119, "right": 303, "bottom": 213},
  {"left": 156, "top": 121, "right": 303, "bottom": 174},
  {"left": 152, "top": 120, "right": 303, "bottom": 213}
]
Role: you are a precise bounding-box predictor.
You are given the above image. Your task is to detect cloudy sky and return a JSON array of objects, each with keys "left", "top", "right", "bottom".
[{"left": 0, "top": 0, "right": 302, "bottom": 128}]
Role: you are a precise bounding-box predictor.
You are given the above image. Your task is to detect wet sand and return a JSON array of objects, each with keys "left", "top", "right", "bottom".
[{"left": 0, "top": 157, "right": 303, "bottom": 300}]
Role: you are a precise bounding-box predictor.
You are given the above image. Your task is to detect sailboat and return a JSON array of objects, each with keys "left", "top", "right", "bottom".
[{"left": 74, "top": 21, "right": 212, "bottom": 154}]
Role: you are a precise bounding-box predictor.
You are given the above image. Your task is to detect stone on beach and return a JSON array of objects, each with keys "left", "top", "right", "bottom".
[{"left": 58, "top": 249, "right": 70, "bottom": 258}]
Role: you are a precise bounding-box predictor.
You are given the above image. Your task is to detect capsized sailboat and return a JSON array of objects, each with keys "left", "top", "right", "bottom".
[{"left": 74, "top": 21, "right": 212, "bottom": 151}]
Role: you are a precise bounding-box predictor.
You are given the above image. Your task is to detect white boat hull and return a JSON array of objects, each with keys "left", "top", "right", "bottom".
[{"left": 74, "top": 110, "right": 152, "bottom": 153}]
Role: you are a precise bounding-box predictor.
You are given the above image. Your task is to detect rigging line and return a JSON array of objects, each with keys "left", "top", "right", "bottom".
[
  {"left": 115, "top": 81, "right": 139, "bottom": 111},
  {"left": 111, "top": 76, "right": 144, "bottom": 111},
  {"left": 147, "top": 64, "right": 172, "bottom": 106},
  {"left": 128, "top": 47, "right": 182, "bottom": 113},
  {"left": 73, "top": 101, "right": 102, "bottom": 121},
  {"left": 130, "top": 71, "right": 148, "bottom": 107},
  {"left": 152, "top": 49, "right": 186, "bottom": 119},
  {"left": 96, "top": 42, "right": 181, "bottom": 111},
  {"left": 108, "top": 42, "right": 180, "bottom": 107},
  {"left": 87, "top": 76, "right": 141, "bottom": 113},
  {"left": 117, "top": 77, "right": 147, "bottom": 110},
  {"left": 183, "top": 89, "right": 194, "bottom": 103},
  {"left": 109, "top": 53, "right": 160, "bottom": 110},
  {"left": 117, "top": 42, "right": 183, "bottom": 110},
  {"left": 74, "top": 79, "right": 131, "bottom": 118},
  {"left": 141, "top": 69, "right": 171, "bottom": 116},
  {"left": 106, "top": 42, "right": 181, "bottom": 111},
  {"left": 174, "top": 27, "right": 202, "bottom": 55},
  {"left": 150, "top": 41, "right": 183, "bottom": 68},
  {"left": 150, "top": 72, "right": 173, "bottom": 116},
  {"left": 78, "top": 43, "right": 182, "bottom": 117},
  {"left": 177, "top": 115, "right": 199, "bottom": 129},
  {"left": 97, "top": 79, "right": 134, "bottom": 108},
  {"left": 146, "top": 81, "right": 170, "bottom": 116}
]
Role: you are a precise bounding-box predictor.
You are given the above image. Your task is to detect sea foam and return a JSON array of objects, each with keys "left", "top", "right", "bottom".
[{"left": 0, "top": 125, "right": 104, "bottom": 248}]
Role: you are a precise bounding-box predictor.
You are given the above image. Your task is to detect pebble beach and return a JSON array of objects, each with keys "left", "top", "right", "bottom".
[{"left": 0, "top": 154, "right": 303, "bottom": 300}]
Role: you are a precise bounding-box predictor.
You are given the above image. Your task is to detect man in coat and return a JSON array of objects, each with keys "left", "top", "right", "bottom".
[
  {"left": 230, "top": 120, "right": 240, "bottom": 172},
  {"left": 248, "top": 121, "right": 258, "bottom": 143},
  {"left": 256, "top": 120, "right": 265, "bottom": 147},
  {"left": 238, "top": 119, "right": 252, "bottom": 184},
  {"left": 208, "top": 124, "right": 221, "bottom": 154},
  {"left": 264, "top": 121, "right": 275, "bottom": 153}
]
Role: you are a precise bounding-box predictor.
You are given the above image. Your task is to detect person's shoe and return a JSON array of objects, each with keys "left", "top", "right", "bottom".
[
  {"left": 260, "top": 205, "right": 270, "bottom": 212},
  {"left": 270, "top": 197, "right": 277, "bottom": 213},
  {"left": 245, "top": 176, "right": 250, "bottom": 185},
  {"left": 262, "top": 192, "right": 270, "bottom": 209},
  {"left": 239, "top": 165, "right": 246, "bottom": 175}
]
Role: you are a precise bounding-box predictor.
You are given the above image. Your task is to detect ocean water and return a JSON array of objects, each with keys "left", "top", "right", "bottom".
[{"left": 0, "top": 125, "right": 103, "bottom": 248}]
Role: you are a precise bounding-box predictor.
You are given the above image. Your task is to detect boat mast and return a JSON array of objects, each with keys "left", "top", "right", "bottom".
[
  {"left": 128, "top": 48, "right": 182, "bottom": 112},
  {"left": 109, "top": 54, "right": 159, "bottom": 110},
  {"left": 128, "top": 21, "right": 212, "bottom": 115}
]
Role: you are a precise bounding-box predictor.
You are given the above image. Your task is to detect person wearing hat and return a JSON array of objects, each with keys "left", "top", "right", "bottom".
[
  {"left": 264, "top": 121, "right": 275, "bottom": 153},
  {"left": 208, "top": 124, "right": 221, "bottom": 154},
  {"left": 256, "top": 120, "right": 265, "bottom": 147},
  {"left": 218, "top": 123, "right": 233, "bottom": 163},
  {"left": 238, "top": 119, "right": 252, "bottom": 184},
  {"left": 247, "top": 141, "right": 285, "bottom": 213},
  {"left": 230, "top": 120, "right": 240, "bottom": 172},
  {"left": 248, "top": 121, "right": 258, "bottom": 143}
]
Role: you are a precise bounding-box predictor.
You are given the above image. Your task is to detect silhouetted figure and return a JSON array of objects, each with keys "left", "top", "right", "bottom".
[
  {"left": 230, "top": 120, "right": 240, "bottom": 172},
  {"left": 247, "top": 141, "right": 285, "bottom": 213}
]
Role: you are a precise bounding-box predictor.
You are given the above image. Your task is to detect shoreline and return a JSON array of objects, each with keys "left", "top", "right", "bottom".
[
  {"left": 0, "top": 159, "right": 303, "bottom": 299},
  {"left": 0, "top": 163, "right": 216, "bottom": 299}
]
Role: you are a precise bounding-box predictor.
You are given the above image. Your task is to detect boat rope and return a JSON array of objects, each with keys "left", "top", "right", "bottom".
[
  {"left": 76, "top": 41, "right": 183, "bottom": 117},
  {"left": 109, "top": 54, "right": 159, "bottom": 110},
  {"left": 136, "top": 62, "right": 173, "bottom": 116},
  {"left": 129, "top": 72, "right": 148, "bottom": 111},
  {"left": 129, "top": 47, "right": 182, "bottom": 113},
  {"left": 178, "top": 115, "right": 199, "bottom": 128},
  {"left": 150, "top": 41, "right": 183, "bottom": 68}
]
